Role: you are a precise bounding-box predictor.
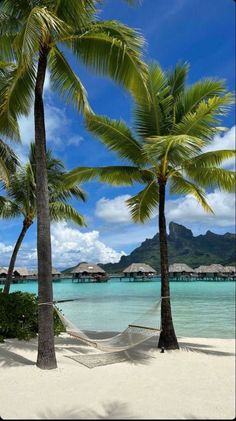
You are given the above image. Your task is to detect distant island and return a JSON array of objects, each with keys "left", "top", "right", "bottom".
[{"left": 62, "top": 222, "right": 235, "bottom": 274}]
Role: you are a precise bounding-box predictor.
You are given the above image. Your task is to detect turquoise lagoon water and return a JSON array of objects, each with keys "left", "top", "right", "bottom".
[{"left": 10, "top": 279, "right": 235, "bottom": 339}]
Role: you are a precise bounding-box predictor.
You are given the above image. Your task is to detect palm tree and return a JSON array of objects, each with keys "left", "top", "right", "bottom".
[
  {"left": 72, "top": 63, "right": 235, "bottom": 349},
  {"left": 0, "top": 0, "right": 147, "bottom": 368},
  {"left": 0, "top": 143, "right": 86, "bottom": 295}
]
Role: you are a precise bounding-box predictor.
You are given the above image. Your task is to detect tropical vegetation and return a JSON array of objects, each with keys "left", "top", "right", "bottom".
[
  {"left": 0, "top": 143, "right": 86, "bottom": 295},
  {"left": 72, "top": 62, "right": 235, "bottom": 349},
  {"left": 0, "top": 0, "right": 147, "bottom": 369},
  {"left": 0, "top": 291, "right": 64, "bottom": 343}
]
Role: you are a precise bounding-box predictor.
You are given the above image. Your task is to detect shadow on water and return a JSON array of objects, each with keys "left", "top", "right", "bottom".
[{"left": 38, "top": 401, "right": 138, "bottom": 419}]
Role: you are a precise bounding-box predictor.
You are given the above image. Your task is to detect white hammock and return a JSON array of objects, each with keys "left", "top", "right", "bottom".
[{"left": 54, "top": 298, "right": 162, "bottom": 353}]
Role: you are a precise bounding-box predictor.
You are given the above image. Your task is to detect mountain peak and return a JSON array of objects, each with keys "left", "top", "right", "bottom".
[{"left": 169, "top": 222, "right": 193, "bottom": 240}]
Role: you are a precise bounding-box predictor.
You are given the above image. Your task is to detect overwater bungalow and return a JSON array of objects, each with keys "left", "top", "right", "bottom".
[
  {"left": 169, "top": 263, "right": 194, "bottom": 279},
  {"left": 0, "top": 267, "right": 7, "bottom": 278},
  {"left": 13, "top": 267, "right": 30, "bottom": 281},
  {"left": 194, "top": 264, "right": 225, "bottom": 279},
  {"left": 122, "top": 263, "right": 156, "bottom": 281},
  {"left": 0, "top": 267, "right": 7, "bottom": 283},
  {"left": 223, "top": 266, "right": 236, "bottom": 276},
  {"left": 71, "top": 262, "right": 109, "bottom": 283},
  {"left": 52, "top": 267, "right": 61, "bottom": 281}
]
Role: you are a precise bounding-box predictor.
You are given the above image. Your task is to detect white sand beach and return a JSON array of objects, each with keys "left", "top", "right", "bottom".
[{"left": 0, "top": 334, "right": 235, "bottom": 420}]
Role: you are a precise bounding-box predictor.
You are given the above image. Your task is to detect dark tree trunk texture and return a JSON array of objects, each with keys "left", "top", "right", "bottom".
[
  {"left": 3, "top": 218, "right": 32, "bottom": 294},
  {"left": 158, "top": 181, "right": 179, "bottom": 350},
  {"left": 35, "top": 45, "right": 57, "bottom": 369}
]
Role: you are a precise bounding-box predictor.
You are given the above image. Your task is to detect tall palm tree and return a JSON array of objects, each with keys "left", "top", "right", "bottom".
[
  {"left": 71, "top": 63, "right": 235, "bottom": 349},
  {"left": 0, "top": 0, "right": 147, "bottom": 368},
  {"left": 0, "top": 143, "right": 86, "bottom": 295}
]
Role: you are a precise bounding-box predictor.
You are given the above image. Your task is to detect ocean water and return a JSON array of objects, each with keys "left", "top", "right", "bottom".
[{"left": 9, "top": 278, "right": 235, "bottom": 339}]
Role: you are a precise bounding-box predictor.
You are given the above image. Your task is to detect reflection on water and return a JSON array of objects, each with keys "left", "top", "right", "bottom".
[{"left": 10, "top": 279, "right": 235, "bottom": 338}]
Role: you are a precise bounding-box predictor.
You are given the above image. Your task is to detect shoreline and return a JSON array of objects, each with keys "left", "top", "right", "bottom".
[{"left": 0, "top": 334, "right": 235, "bottom": 419}]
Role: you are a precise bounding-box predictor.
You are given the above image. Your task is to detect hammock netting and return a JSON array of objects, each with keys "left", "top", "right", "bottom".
[{"left": 54, "top": 298, "right": 162, "bottom": 352}]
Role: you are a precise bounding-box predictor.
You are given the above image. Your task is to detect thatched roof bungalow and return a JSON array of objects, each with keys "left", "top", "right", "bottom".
[
  {"left": 0, "top": 267, "right": 7, "bottom": 278},
  {"left": 71, "top": 262, "right": 107, "bottom": 282},
  {"left": 194, "top": 264, "right": 225, "bottom": 278},
  {"left": 169, "top": 263, "right": 194, "bottom": 277},
  {"left": 13, "top": 267, "right": 30, "bottom": 278},
  {"left": 123, "top": 263, "right": 156, "bottom": 278},
  {"left": 52, "top": 267, "right": 61, "bottom": 279},
  {"left": 223, "top": 266, "right": 236, "bottom": 275}
]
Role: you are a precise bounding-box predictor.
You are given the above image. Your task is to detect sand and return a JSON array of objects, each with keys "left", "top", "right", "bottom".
[{"left": 0, "top": 333, "right": 235, "bottom": 420}]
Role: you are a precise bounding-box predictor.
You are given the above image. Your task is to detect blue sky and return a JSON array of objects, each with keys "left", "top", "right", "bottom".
[{"left": 0, "top": 0, "right": 235, "bottom": 269}]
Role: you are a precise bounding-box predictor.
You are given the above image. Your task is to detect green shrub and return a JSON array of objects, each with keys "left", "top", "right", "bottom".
[{"left": 0, "top": 291, "right": 65, "bottom": 341}]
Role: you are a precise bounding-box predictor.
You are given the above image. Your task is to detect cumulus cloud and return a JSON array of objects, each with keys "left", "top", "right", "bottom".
[
  {"left": 95, "top": 195, "right": 132, "bottom": 223},
  {"left": 50, "top": 222, "right": 125, "bottom": 267},
  {"left": 19, "top": 104, "right": 69, "bottom": 148},
  {"left": 166, "top": 190, "right": 235, "bottom": 228},
  {"left": 95, "top": 189, "right": 235, "bottom": 233},
  {"left": 203, "top": 126, "right": 235, "bottom": 169},
  {"left": 0, "top": 223, "right": 125, "bottom": 269}
]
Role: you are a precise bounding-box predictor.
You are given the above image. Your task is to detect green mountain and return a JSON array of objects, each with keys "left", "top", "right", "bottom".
[{"left": 100, "top": 222, "right": 236, "bottom": 273}]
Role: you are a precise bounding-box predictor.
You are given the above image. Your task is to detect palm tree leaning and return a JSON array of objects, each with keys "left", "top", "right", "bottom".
[
  {"left": 0, "top": 0, "right": 147, "bottom": 369},
  {"left": 0, "top": 143, "right": 86, "bottom": 295},
  {"left": 72, "top": 62, "right": 235, "bottom": 349}
]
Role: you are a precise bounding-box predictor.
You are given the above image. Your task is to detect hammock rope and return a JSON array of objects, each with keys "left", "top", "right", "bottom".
[{"left": 53, "top": 297, "right": 162, "bottom": 352}]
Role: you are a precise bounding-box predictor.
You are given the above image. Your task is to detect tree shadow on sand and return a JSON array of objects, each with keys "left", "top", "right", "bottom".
[
  {"left": 179, "top": 341, "right": 235, "bottom": 357},
  {"left": 38, "top": 401, "right": 138, "bottom": 419},
  {"left": 0, "top": 346, "right": 35, "bottom": 367}
]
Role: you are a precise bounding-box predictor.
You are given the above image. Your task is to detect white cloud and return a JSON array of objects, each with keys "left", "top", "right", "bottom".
[
  {"left": 67, "top": 135, "right": 84, "bottom": 146},
  {"left": 0, "top": 223, "right": 125, "bottom": 269},
  {"left": 0, "top": 242, "right": 13, "bottom": 253},
  {"left": 203, "top": 126, "right": 235, "bottom": 169},
  {"left": 19, "top": 104, "right": 69, "bottom": 147},
  {"left": 166, "top": 190, "right": 235, "bottom": 228},
  {"left": 95, "top": 195, "right": 132, "bottom": 223},
  {"left": 50, "top": 222, "right": 125, "bottom": 267}
]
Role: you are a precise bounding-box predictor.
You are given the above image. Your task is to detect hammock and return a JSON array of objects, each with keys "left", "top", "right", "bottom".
[{"left": 54, "top": 298, "right": 162, "bottom": 353}]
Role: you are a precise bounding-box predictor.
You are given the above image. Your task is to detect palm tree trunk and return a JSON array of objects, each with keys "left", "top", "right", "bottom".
[
  {"left": 158, "top": 180, "right": 179, "bottom": 350},
  {"left": 34, "top": 44, "right": 57, "bottom": 369},
  {"left": 3, "top": 218, "right": 32, "bottom": 294}
]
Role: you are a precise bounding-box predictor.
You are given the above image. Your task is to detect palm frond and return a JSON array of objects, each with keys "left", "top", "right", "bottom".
[
  {"left": 134, "top": 63, "right": 172, "bottom": 138},
  {"left": 67, "top": 20, "right": 148, "bottom": 101},
  {"left": 0, "top": 61, "right": 35, "bottom": 140},
  {"left": 13, "top": 6, "right": 69, "bottom": 67},
  {"left": 86, "top": 114, "right": 145, "bottom": 165},
  {"left": 127, "top": 180, "right": 159, "bottom": 223},
  {"left": 68, "top": 165, "right": 147, "bottom": 186},
  {"left": 0, "top": 196, "right": 21, "bottom": 218},
  {"left": 173, "top": 94, "right": 234, "bottom": 141},
  {"left": 48, "top": 46, "right": 91, "bottom": 114},
  {"left": 185, "top": 150, "right": 236, "bottom": 168},
  {"left": 167, "top": 61, "right": 189, "bottom": 99},
  {"left": 169, "top": 174, "right": 213, "bottom": 213},
  {"left": 0, "top": 139, "right": 19, "bottom": 184},
  {"left": 176, "top": 79, "right": 228, "bottom": 122},
  {"left": 186, "top": 167, "right": 236, "bottom": 192},
  {"left": 49, "top": 202, "right": 86, "bottom": 226},
  {"left": 54, "top": 0, "right": 96, "bottom": 28},
  {"left": 144, "top": 135, "right": 205, "bottom": 167}
]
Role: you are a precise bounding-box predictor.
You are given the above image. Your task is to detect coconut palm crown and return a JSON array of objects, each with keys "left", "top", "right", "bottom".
[
  {"left": 0, "top": 0, "right": 148, "bottom": 140},
  {"left": 0, "top": 143, "right": 86, "bottom": 294},
  {"left": 71, "top": 62, "right": 235, "bottom": 349}
]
